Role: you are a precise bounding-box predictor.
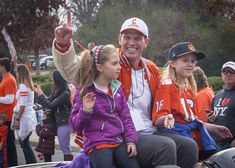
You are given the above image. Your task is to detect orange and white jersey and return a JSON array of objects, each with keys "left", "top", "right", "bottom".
[
  {"left": 16, "top": 84, "right": 34, "bottom": 107},
  {"left": 152, "top": 79, "right": 198, "bottom": 124},
  {"left": 14, "top": 83, "right": 35, "bottom": 115},
  {"left": 14, "top": 83, "right": 37, "bottom": 141}
]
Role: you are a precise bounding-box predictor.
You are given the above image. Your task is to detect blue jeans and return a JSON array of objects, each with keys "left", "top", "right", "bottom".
[
  {"left": 217, "top": 141, "right": 231, "bottom": 151},
  {"left": 211, "top": 133, "right": 231, "bottom": 151},
  {"left": 6, "top": 122, "right": 18, "bottom": 166},
  {"left": 19, "top": 132, "right": 37, "bottom": 164},
  {"left": 0, "top": 150, "right": 3, "bottom": 168}
]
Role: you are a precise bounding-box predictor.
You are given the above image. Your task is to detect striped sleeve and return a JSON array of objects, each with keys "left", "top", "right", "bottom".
[
  {"left": 20, "top": 91, "right": 29, "bottom": 96},
  {"left": 18, "top": 84, "right": 29, "bottom": 106}
]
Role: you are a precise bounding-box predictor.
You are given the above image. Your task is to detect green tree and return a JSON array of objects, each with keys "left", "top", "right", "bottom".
[{"left": 72, "top": 0, "right": 235, "bottom": 75}]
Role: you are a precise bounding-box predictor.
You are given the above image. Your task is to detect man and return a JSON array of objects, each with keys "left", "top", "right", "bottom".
[
  {"left": 52, "top": 11, "right": 197, "bottom": 168},
  {"left": 0, "top": 57, "right": 18, "bottom": 166},
  {"left": 208, "top": 61, "right": 235, "bottom": 150}
]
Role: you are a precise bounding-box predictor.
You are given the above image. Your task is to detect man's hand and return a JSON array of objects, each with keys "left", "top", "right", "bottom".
[
  {"left": 127, "top": 143, "right": 137, "bottom": 158},
  {"left": 54, "top": 11, "right": 73, "bottom": 45},
  {"left": 206, "top": 110, "right": 216, "bottom": 122},
  {"left": 213, "top": 125, "right": 232, "bottom": 139}
]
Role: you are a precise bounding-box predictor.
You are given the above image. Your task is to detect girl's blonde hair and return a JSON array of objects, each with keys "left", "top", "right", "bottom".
[
  {"left": 162, "top": 61, "right": 197, "bottom": 97},
  {"left": 76, "top": 44, "right": 117, "bottom": 98},
  {"left": 16, "top": 64, "right": 34, "bottom": 89},
  {"left": 193, "top": 66, "right": 209, "bottom": 91}
]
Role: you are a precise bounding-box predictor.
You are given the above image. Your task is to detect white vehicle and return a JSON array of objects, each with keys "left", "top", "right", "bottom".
[{"left": 32, "top": 56, "right": 54, "bottom": 70}]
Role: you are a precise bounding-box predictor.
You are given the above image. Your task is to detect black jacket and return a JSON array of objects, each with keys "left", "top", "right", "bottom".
[
  {"left": 211, "top": 85, "right": 235, "bottom": 138},
  {"left": 38, "top": 89, "right": 71, "bottom": 127}
]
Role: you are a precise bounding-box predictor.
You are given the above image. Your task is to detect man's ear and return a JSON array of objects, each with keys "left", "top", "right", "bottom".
[
  {"left": 96, "top": 64, "right": 103, "bottom": 72},
  {"left": 118, "top": 34, "right": 122, "bottom": 46},
  {"left": 144, "top": 38, "right": 150, "bottom": 48}
]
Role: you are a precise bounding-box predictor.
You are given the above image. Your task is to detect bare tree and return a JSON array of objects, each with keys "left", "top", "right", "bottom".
[
  {"left": 65, "top": 0, "right": 101, "bottom": 27},
  {"left": 0, "top": 0, "right": 66, "bottom": 74}
]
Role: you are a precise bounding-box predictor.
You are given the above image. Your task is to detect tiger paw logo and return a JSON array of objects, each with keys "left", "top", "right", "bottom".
[
  {"left": 221, "top": 98, "right": 230, "bottom": 107},
  {"left": 188, "top": 44, "right": 196, "bottom": 51}
]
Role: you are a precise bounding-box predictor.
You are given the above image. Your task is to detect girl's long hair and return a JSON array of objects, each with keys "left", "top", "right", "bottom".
[
  {"left": 16, "top": 64, "right": 34, "bottom": 89},
  {"left": 50, "top": 70, "right": 68, "bottom": 100},
  {"left": 162, "top": 61, "right": 197, "bottom": 97},
  {"left": 76, "top": 44, "right": 116, "bottom": 98},
  {"left": 193, "top": 66, "right": 209, "bottom": 91}
]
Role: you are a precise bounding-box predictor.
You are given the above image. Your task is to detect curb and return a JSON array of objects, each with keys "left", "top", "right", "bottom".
[{"left": 15, "top": 139, "right": 80, "bottom": 152}]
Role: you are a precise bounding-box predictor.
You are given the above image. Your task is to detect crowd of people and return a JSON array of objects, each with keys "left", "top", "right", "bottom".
[
  {"left": 0, "top": 59, "right": 73, "bottom": 167},
  {"left": 0, "top": 10, "right": 234, "bottom": 168}
]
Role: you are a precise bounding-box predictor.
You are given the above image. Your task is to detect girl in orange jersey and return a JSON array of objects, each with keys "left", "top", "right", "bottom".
[
  {"left": 193, "top": 66, "right": 214, "bottom": 122},
  {"left": 152, "top": 42, "right": 232, "bottom": 160}
]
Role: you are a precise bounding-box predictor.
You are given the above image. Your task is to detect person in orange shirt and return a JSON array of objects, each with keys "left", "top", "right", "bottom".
[
  {"left": 193, "top": 66, "right": 214, "bottom": 122},
  {"left": 152, "top": 42, "right": 232, "bottom": 160},
  {"left": 0, "top": 57, "right": 18, "bottom": 166}
]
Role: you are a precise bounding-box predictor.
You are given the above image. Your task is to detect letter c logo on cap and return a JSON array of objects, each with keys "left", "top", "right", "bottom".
[{"left": 132, "top": 18, "right": 136, "bottom": 25}]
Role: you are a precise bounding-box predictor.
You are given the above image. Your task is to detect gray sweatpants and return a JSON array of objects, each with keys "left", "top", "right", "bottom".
[{"left": 136, "top": 132, "right": 198, "bottom": 168}]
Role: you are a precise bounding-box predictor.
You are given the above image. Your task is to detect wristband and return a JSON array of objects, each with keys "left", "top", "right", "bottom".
[
  {"left": 55, "top": 41, "right": 71, "bottom": 52},
  {"left": 56, "top": 41, "right": 70, "bottom": 48},
  {"left": 16, "top": 118, "right": 20, "bottom": 121}
]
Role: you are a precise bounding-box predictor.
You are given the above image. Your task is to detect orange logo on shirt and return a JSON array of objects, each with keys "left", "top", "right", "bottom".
[{"left": 188, "top": 44, "right": 196, "bottom": 51}]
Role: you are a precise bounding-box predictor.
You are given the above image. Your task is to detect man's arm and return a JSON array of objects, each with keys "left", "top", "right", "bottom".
[
  {"left": 52, "top": 11, "right": 82, "bottom": 87},
  {"left": 0, "top": 94, "right": 14, "bottom": 104},
  {"left": 52, "top": 39, "right": 81, "bottom": 86}
]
